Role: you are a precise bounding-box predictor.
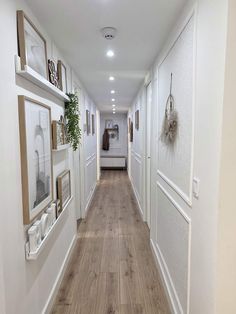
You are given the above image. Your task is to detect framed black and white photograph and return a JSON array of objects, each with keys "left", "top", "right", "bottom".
[
  {"left": 57, "top": 170, "right": 71, "bottom": 211},
  {"left": 86, "top": 110, "right": 91, "bottom": 135},
  {"left": 18, "top": 96, "right": 53, "bottom": 224},
  {"left": 17, "top": 10, "right": 48, "bottom": 79},
  {"left": 57, "top": 60, "right": 68, "bottom": 93}
]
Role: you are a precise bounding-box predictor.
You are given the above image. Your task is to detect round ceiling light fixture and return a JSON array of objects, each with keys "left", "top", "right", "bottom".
[
  {"left": 101, "top": 27, "right": 117, "bottom": 40},
  {"left": 111, "top": 90, "right": 115, "bottom": 94},
  {"left": 106, "top": 50, "right": 114, "bottom": 57},
  {"left": 109, "top": 76, "right": 115, "bottom": 81}
]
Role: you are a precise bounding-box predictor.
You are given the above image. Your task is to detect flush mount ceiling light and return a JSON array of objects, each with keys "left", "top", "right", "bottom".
[
  {"left": 106, "top": 50, "right": 114, "bottom": 57},
  {"left": 112, "top": 104, "right": 116, "bottom": 107},
  {"left": 109, "top": 76, "right": 115, "bottom": 81},
  {"left": 111, "top": 99, "right": 115, "bottom": 102},
  {"left": 111, "top": 90, "right": 115, "bottom": 94},
  {"left": 101, "top": 27, "right": 117, "bottom": 40}
]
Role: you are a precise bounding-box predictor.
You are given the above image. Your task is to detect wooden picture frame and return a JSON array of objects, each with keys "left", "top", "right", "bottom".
[
  {"left": 48, "top": 59, "right": 60, "bottom": 88},
  {"left": 17, "top": 10, "right": 48, "bottom": 79},
  {"left": 135, "top": 110, "right": 139, "bottom": 130},
  {"left": 86, "top": 110, "right": 90, "bottom": 135},
  {"left": 18, "top": 96, "right": 53, "bottom": 224},
  {"left": 52, "top": 120, "right": 67, "bottom": 149},
  {"left": 130, "top": 121, "right": 134, "bottom": 142},
  {"left": 91, "top": 114, "right": 95, "bottom": 135},
  {"left": 57, "top": 170, "right": 71, "bottom": 212},
  {"left": 57, "top": 60, "right": 68, "bottom": 93}
]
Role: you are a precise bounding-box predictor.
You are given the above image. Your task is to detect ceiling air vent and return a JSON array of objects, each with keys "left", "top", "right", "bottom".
[{"left": 101, "top": 27, "right": 117, "bottom": 40}]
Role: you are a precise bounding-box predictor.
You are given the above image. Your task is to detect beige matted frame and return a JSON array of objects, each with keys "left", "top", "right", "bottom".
[
  {"left": 52, "top": 120, "right": 66, "bottom": 149},
  {"left": 57, "top": 170, "right": 71, "bottom": 213},
  {"left": 17, "top": 10, "right": 48, "bottom": 79},
  {"left": 18, "top": 96, "right": 53, "bottom": 224},
  {"left": 57, "top": 60, "right": 68, "bottom": 93}
]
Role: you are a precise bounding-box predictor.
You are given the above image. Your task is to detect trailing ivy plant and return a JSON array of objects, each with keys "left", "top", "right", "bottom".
[{"left": 65, "top": 93, "right": 81, "bottom": 151}]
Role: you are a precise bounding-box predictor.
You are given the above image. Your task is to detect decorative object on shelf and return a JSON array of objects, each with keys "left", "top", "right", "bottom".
[
  {"left": 50, "top": 203, "right": 57, "bottom": 224},
  {"left": 18, "top": 96, "right": 53, "bottom": 225},
  {"left": 57, "top": 60, "right": 67, "bottom": 93},
  {"left": 17, "top": 10, "right": 48, "bottom": 79},
  {"left": 33, "top": 220, "right": 42, "bottom": 244},
  {"left": 57, "top": 170, "right": 71, "bottom": 212},
  {"left": 135, "top": 110, "right": 139, "bottom": 130},
  {"left": 46, "top": 206, "right": 54, "bottom": 228},
  {"left": 40, "top": 213, "right": 49, "bottom": 238},
  {"left": 52, "top": 116, "right": 68, "bottom": 150},
  {"left": 56, "top": 199, "right": 61, "bottom": 218},
  {"left": 48, "top": 59, "right": 59, "bottom": 88},
  {"left": 130, "top": 121, "right": 133, "bottom": 142},
  {"left": 65, "top": 93, "right": 81, "bottom": 151},
  {"left": 91, "top": 114, "right": 95, "bottom": 135},
  {"left": 28, "top": 225, "right": 39, "bottom": 253},
  {"left": 105, "top": 120, "right": 113, "bottom": 129},
  {"left": 161, "top": 73, "right": 178, "bottom": 144},
  {"left": 86, "top": 110, "right": 91, "bottom": 135}
]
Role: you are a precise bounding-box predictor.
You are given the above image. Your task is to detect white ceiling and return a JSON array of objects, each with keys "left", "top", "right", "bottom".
[{"left": 26, "top": 0, "right": 187, "bottom": 112}]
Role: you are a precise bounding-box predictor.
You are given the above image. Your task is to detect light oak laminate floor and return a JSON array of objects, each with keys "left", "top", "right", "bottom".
[{"left": 51, "top": 170, "right": 170, "bottom": 314}]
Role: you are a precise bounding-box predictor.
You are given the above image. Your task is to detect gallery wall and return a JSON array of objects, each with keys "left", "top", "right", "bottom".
[
  {"left": 100, "top": 113, "right": 128, "bottom": 157},
  {"left": 128, "top": 0, "right": 229, "bottom": 313},
  {"left": 0, "top": 0, "right": 98, "bottom": 313}
]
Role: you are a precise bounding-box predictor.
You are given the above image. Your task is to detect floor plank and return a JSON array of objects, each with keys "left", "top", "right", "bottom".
[{"left": 51, "top": 170, "right": 170, "bottom": 314}]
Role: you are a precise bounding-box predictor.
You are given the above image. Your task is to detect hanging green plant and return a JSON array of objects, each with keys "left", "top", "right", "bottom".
[{"left": 65, "top": 93, "right": 81, "bottom": 151}]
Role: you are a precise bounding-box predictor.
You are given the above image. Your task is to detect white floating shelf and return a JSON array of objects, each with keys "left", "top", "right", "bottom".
[
  {"left": 25, "top": 197, "right": 73, "bottom": 261},
  {"left": 52, "top": 144, "right": 70, "bottom": 152},
  {"left": 15, "top": 55, "right": 69, "bottom": 102}
]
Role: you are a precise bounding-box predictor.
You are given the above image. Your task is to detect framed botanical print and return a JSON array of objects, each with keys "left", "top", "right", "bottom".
[
  {"left": 57, "top": 60, "right": 68, "bottom": 93},
  {"left": 52, "top": 120, "right": 65, "bottom": 149},
  {"left": 135, "top": 110, "right": 139, "bottom": 130},
  {"left": 57, "top": 170, "right": 71, "bottom": 211},
  {"left": 18, "top": 96, "right": 53, "bottom": 224},
  {"left": 86, "top": 110, "right": 90, "bottom": 135},
  {"left": 91, "top": 114, "right": 95, "bottom": 135},
  {"left": 17, "top": 10, "right": 48, "bottom": 79}
]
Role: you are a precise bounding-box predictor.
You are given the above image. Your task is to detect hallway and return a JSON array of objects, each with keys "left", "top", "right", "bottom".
[{"left": 51, "top": 171, "right": 170, "bottom": 314}]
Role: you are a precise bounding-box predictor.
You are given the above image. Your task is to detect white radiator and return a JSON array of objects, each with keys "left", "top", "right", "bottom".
[{"left": 101, "top": 156, "right": 126, "bottom": 169}]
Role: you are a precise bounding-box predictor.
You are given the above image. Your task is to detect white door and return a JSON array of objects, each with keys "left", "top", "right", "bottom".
[{"left": 146, "top": 82, "right": 152, "bottom": 228}]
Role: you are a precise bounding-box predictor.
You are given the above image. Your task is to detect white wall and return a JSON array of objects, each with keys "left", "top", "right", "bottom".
[
  {"left": 0, "top": 1, "right": 97, "bottom": 313},
  {"left": 128, "top": 0, "right": 229, "bottom": 313},
  {"left": 100, "top": 113, "right": 128, "bottom": 157}
]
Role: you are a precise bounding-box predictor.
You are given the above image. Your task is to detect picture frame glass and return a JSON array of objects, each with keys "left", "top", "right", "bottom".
[
  {"left": 24, "top": 99, "right": 52, "bottom": 217},
  {"left": 24, "top": 17, "right": 47, "bottom": 78}
]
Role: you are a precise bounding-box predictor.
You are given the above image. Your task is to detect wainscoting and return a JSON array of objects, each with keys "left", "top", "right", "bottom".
[{"left": 85, "top": 153, "right": 97, "bottom": 214}]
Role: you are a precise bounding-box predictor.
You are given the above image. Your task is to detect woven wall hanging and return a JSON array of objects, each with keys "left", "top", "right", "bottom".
[{"left": 161, "top": 73, "right": 178, "bottom": 144}]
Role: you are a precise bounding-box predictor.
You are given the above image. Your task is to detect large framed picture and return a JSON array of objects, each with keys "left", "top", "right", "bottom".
[
  {"left": 18, "top": 96, "right": 53, "bottom": 224},
  {"left": 57, "top": 170, "right": 71, "bottom": 211},
  {"left": 57, "top": 60, "right": 68, "bottom": 93},
  {"left": 86, "top": 110, "right": 90, "bottom": 135},
  {"left": 17, "top": 10, "right": 48, "bottom": 79}
]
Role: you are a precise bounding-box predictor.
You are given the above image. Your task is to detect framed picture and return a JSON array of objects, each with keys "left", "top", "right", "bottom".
[
  {"left": 86, "top": 110, "right": 90, "bottom": 135},
  {"left": 52, "top": 120, "right": 65, "bottom": 149},
  {"left": 130, "top": 121, "right": 134, "bottom": 142},
  {"left": 57, "top": 60, "right": 68, "bottom": 93},
  {"left": 105, "top": 120, "right": 113, "bottom": 129},
  {"left": 91, "top": 114, "right": 95, "bottom": 135},
  {"left": 18, "top": 96, "right": 53, "bottom": 224},
  {"left": 128, "top": 118, "right": 131, "bottom": 133},
  {"left": 57, "top": 170, "right": 71, "bottom": 211},
  {"left": 48, "top": 59, "right": 59, "bottom": 88},
  {"left": 17, "top": 10, "right": 48, "bottom": 79},
  {"left": 135, "top": 110, "right": 139, "bottom": 130}
]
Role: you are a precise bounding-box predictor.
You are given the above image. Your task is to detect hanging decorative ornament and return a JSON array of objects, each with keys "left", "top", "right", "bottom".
[{"left": 161, "top": 73, "right": 178, "bottom": 144}]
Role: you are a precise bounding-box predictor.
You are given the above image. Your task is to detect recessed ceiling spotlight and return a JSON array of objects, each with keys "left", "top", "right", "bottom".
[
  {"left": 112, "top": 104, "right": 116, "bottom": 107},
  {"left": 111, "top": 99, "right": 115, "bottom": 102},
  {"left": 111, "top": 90, "right": 115, "bottom": 94},
  {"left": 109, "top": 76, "right": 115, "bottom": 81},
  {"left": 113, "top": 112, "right": 116, "bottom": 114},
  {"left": 106, "top": 50, "right": 114, "bottom": 57}
]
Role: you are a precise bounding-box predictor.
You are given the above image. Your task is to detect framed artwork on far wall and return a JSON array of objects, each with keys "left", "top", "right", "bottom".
[
  {"left": 57, "top": 170, "right": 71, "bottom": 212},
  {"left": 18, "top": 96, "right": 53, "bottom": 224},
  {"left": 86, "top": 110, "right": 91, "bottom": 135},
  {"left": 135, "top": 110, "right": 139, "bottom": 130},
  {"left": 91, "top": 114, "right": 95, "bottom": 135},
  {"left": 17, "top": 10, "right": 48, "bottom": 79},
  {"left": 57, "top": 60, "right": 68, "bottom": 93}
]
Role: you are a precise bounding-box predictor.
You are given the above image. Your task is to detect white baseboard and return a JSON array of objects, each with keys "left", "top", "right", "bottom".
[
  {"left": 42, "top": 234, "right": 77, "bottom": 314},
  {"left": 84, "top": 182, "right": 97, "bottom": 218},
  {"left": 150, "top": 239, "right": 183, "bottom": 314},
  {"left": 130, "top": 177, "right": 144, "bottom": 219}
]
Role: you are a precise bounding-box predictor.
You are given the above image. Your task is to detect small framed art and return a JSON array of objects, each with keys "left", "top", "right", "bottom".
[
  {"left": 48, "top": 59, "right": 59, "bottom": 88},
  {"left": 57, "top": 170, "right": 71, "bottom": 211},
  {"left": 18, "top": 96, "right": 53, "bottom": 224},
  {"left": 91, "top": 114, "right": 95, "bottom": 135},
  {"left": 52, "top": 119, "right": 67, "bottom": 149},
  {"left": 135, "top": 110, "right": 139, "bottom": 130},
  {"left": 57, "top": 60, "right": 68, "bottom": 93},
  {"left": 17, "top": 10, "right": 48, "bottom": 79},
  {"left": 86, "top": 110, "right": 91, "bottom": 135}
]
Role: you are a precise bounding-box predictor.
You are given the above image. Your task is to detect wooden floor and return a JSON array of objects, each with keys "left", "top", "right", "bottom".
[{"left": 51, "top": 170, "right": 170, "bottom": 314}]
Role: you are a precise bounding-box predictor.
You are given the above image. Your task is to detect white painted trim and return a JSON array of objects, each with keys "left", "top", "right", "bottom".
[
  {"left": 84, "top": 182, "right": 97, "bottom": 217},
  {"left": 156, "top": 181, "right": 192, "bottom": 313},
  {"left": 130, "top": 176, "right": 143, "bottom": 219},
  {"left": 42, "top": 234, "right": 77, "bottom": 314}
]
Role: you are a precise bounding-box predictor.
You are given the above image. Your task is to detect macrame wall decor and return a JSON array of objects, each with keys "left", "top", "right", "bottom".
[{"left": 161, "top": 73, "right": 178, "bottom": 144}]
